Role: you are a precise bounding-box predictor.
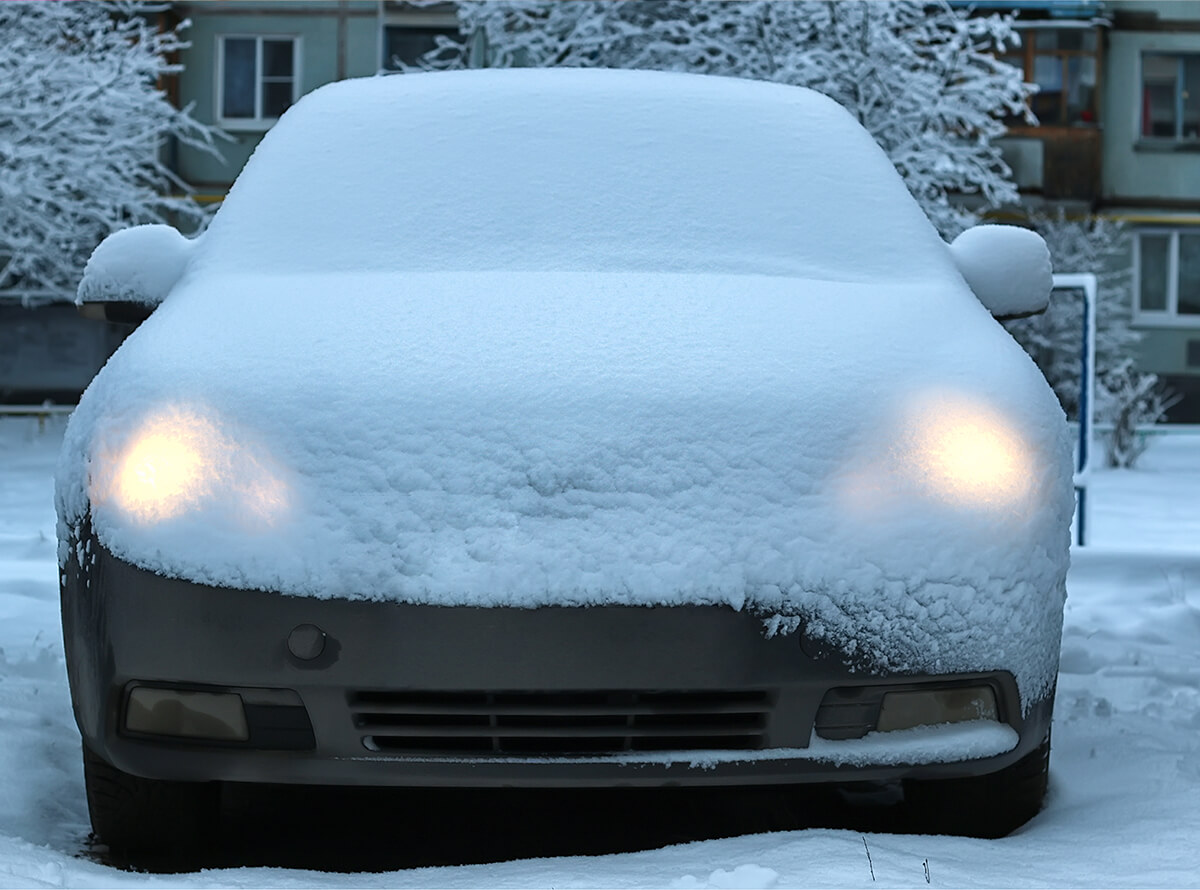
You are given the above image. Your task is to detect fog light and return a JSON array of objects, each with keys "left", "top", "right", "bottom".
[
  {"left": 875, "top": 686, "right": 998, "bottom": 733},
  {"left": 125, "top": 687, "right": 249, "bottom": 741}
]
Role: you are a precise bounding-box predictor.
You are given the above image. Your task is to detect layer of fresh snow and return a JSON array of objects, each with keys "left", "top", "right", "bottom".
[
  {"left": 56, "top": 71, "right": 1074, "bottom": 708},
  {"left": 195, "top": 69, "right": 956, "bottom": 281},
  {"left": 803, "top": 720, "right": 1018, "bottom": 767},
  {"left": 7, "top": 418, "right": 1200, "bottom": 886},
  {"left": 59, "top": 271, "right": 1072, "bottom": 706}
]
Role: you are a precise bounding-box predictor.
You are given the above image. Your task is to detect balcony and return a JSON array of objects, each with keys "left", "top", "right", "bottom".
[{"left": 998, "top": 126, "right": 1103, "bottom": 202}]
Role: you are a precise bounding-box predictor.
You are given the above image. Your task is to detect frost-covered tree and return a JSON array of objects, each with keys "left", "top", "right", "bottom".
[
  {"left": 1003, "top": 213, "right": 1137, "bottom": 419},
  {"left": 0, "top": 2, "right": 223, "bottom": 304},
  {"left": 413, "top": 0, "right": 1033, "bottom": 236},
  {"left": 1102, "top": 358, "right": 1177, "bottom": 468},
  {"left": 1003, "top": 211, "right": 1175, "bottom": 467}
]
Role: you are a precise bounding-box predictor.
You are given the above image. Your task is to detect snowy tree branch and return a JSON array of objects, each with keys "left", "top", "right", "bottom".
[{"left": 0, "top": 2, "right": 226, "bottom": 303}]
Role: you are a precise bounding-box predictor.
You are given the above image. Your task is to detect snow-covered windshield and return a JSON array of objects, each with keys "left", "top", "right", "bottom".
[{"left": 193, "top": 69, "right": 958, "bottom": 283}]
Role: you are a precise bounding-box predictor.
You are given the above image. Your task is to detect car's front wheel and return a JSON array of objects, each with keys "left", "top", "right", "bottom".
[
  {"left": 82, "top": 745, "right": 221, "bottom": 857},
  {"left": 903, "top": 734, "right": 1051, "bottom": 838}
]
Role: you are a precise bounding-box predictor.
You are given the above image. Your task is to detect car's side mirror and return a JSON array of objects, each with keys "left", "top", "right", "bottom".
[
  {"left": 76, "top": 225, "right": 194, "bottom": 325},
  {"left": 949, "top": 225, "right": 1052, "bottom": 320}
]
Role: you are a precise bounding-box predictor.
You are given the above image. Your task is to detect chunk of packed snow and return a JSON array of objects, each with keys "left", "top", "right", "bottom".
[
  {"left": 949, "top": 224, "right": 1053, "bottom": 317},
  {"left": 57, "top": 70, "right": 1073, "bottom": 708},
  {"left": 671, "top": 864, "right": 780, "bottom": 890},
  {"left": 76, "top": 224, "right": 193, "bottom": 305}
]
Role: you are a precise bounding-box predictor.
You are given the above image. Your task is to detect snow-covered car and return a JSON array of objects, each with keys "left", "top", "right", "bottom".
[{"left": 57, "top": 69, "right": 1072, "bottom": 855}]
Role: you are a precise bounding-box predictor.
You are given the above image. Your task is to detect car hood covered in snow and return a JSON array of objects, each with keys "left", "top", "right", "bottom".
[
  {"left": 57, "top": 70, "right": 1073, "bottom": 706},
  {"left": 58, "top": 269, "right": 1073, "bottom": 705}
]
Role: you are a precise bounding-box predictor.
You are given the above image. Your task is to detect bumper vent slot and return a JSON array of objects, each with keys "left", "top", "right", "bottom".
[{"left": 349, "top": 690, "right": 774, "bottom": 755}]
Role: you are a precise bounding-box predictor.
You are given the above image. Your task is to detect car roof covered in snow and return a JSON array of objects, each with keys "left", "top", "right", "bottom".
[{"left": 192, "top": 68, "right": 958, "bottom": 283}]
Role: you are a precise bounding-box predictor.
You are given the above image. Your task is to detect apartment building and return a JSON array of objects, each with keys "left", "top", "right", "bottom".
[
  {"left": 166, "top": 1, "right": 459, "bottom": 198},
  {"left": 1105, "top": 1, "right": 1200, "bottom": 420},
  {"left": 981, "top": 0, "right": 1200, "bottom": 419},
  {"left": 6, "top": 1, "right": 1198, "bottom": 414}
]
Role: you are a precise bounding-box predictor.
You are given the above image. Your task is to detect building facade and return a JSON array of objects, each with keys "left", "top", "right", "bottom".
[
  {"left": 971, "top": 0, "right": 1200, "bottom": 420},
  {"left": 147, "top": 0, "right": 1200, "bottom": 422},
  {"left": 7, "top": 1, "right": 1198, "bottom": 413},
  {"left": 1104, "top": 1, "right": 1200, "bottom": 420},
  {"left": 167, "top": 1, "right": 459, "bottom": 198}
]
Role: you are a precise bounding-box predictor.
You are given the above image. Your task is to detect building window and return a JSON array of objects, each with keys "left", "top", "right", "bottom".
[
  {"left": 382, "top": 25, "right": 460, "bottom": 70},
  {"left": 1187, "top": 340, "right": 1200, "bottom": 367},
  {"left": 217, "top": 36, "right": 299, "bottom": 127},
  {"left": 1000, "top": 27, "right": 1099, "bottom": 125},
  {"left": 1136, "top": 230, "right": 1200, "bottom": 322},
  {"left": 1141, "top": 54, "right": 1200, "bottom": 141}
]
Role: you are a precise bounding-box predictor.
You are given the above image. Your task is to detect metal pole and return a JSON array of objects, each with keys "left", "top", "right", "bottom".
[{"left": 1053, "top": 273, "right": 1097, "bottom": 546}]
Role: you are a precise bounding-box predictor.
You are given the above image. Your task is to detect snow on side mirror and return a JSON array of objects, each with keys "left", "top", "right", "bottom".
[
  {"left": 949, "top": 225, "right": 1052, "bottom": 320},
  {"left": 76, "top": 224, "right": 194, "bottom": 324}
]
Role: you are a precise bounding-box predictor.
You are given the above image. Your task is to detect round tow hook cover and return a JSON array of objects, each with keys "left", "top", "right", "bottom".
[{"left": 288, "top": 623, "right": 326, "bottom": 660}]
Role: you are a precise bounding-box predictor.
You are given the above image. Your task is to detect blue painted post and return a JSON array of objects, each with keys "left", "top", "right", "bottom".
[{"left": 1054, "top": 274, "right": 1097, "bottom": 547}]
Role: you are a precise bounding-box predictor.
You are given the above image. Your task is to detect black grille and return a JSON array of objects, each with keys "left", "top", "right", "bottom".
[{"left": 349, "top": 689, "right": 774, "bottom": 755}]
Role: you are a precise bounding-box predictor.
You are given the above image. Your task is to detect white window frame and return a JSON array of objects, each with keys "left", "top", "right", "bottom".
[
  {"left": 1133, "top": 228, "right": 1200, "bottom": 327},
  {"left": 215, "top": 34, "right": 302, "bottom": 131}
]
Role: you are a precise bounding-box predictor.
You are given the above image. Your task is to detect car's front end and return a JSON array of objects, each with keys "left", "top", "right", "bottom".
[
  {"left": 58, "top": 70, "right": 1073, "bottom": 853},
  {"left": 58, "top": 269, "right": 1069, "bottom": 816}
]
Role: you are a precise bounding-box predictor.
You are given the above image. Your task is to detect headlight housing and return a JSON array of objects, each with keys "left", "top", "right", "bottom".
[{"left": 875, "top": 686, "right": 999, "bottom": 733}]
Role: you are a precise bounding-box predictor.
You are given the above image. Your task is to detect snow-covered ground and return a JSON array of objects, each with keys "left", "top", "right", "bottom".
[{"left": 1, "top": 416, "right": 1197, "bottom": 887}]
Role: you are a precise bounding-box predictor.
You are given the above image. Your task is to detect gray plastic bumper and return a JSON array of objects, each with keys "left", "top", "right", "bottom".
[{"left": 61, "top": 533, "right": 1054, "bottom": 788}]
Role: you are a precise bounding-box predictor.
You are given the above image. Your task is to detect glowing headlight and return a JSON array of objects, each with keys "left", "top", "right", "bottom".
[
  {"left": 92, "top": 407, "right": 289, "bottom": 526},
  {"left": 910, "top": 401, "right": 1034, "bottom": 508},
  {"left": 836, "top": 392, "right": 1037, "bottom": 516},
  {"left": 109, "top": 414, "right": 214, "bottom": 522}
]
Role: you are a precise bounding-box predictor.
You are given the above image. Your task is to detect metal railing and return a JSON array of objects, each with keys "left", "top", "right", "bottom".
[
  {"left": 0, "top": 403, "right": 74, "bottom": 433},
  {"left": 1052, "top": 273, "right": 1097, "bottom": 547},
  {"left": 0, "top": 404, "right": 75, "bottom": 415}
]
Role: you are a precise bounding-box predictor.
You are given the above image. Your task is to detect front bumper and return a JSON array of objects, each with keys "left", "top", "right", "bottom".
[{"left": 62, "top": 535, "right": 1053, "bottom": 788}]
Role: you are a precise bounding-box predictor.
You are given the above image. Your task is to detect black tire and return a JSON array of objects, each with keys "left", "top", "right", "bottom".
[
  {"left": 82, "top": 745, "right": 221, "bottom": 857},
  {"left": 903, "top": 734, "right": 1050, "bottom": 838}
]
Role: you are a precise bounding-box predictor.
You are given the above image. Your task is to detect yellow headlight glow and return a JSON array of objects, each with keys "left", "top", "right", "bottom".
[
  {"left": 835, "top": 392, "right": 1037, "bottom": 518},
  {"left": 113, "top": 424, "right": 211, "bottom": 521},
  {"left": 93, "top": 407, "right": 290, "bottom": 526},
  {"left": 912, "top": 402, "right": 1034, "bottom": 508}
]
